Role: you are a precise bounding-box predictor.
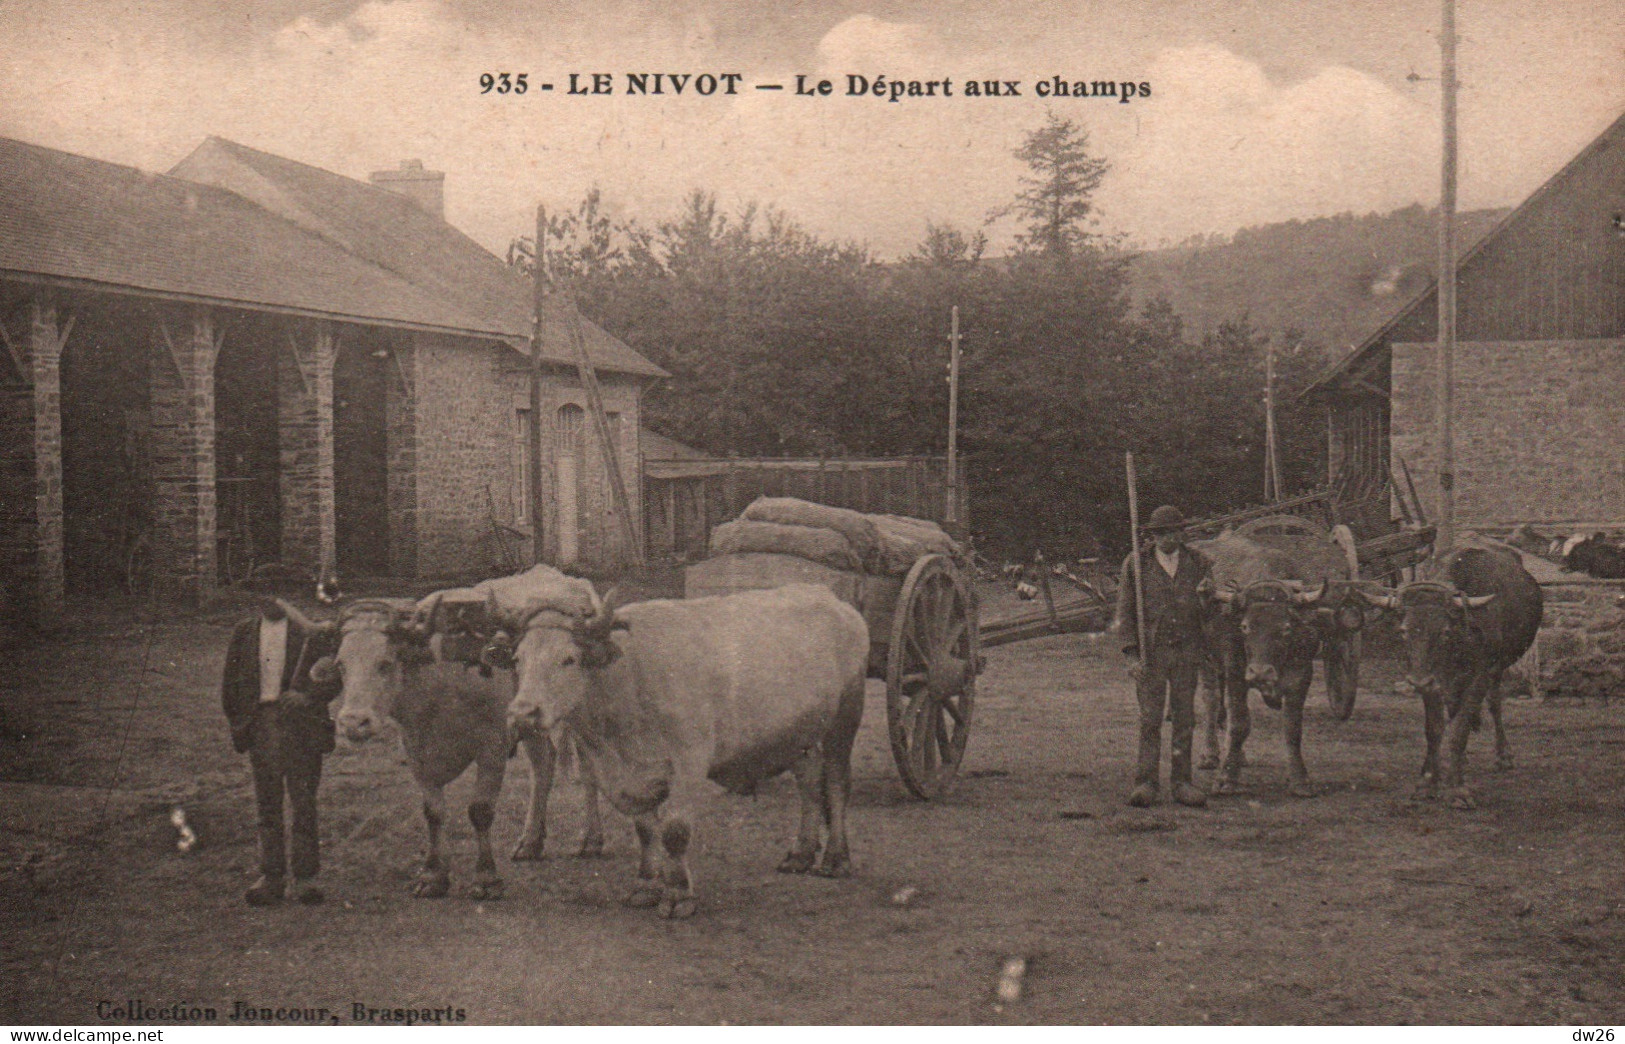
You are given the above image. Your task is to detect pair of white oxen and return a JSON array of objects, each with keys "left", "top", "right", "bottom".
[{"left": 301, "top": 565, "right": 869, "bottom": 920}]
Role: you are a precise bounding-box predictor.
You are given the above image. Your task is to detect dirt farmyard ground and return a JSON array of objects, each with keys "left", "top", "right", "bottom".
[{"left": 2, "top": 594, "right": 1622, "bottom": 1025}]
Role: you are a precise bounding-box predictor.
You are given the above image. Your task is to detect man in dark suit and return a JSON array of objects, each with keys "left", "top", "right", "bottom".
[
  {"left": 1116, "top": 505, "right": 1212, "bottom": 809},
  {"left": 222, "top": 598, "right": 342, "bottom": 906}
]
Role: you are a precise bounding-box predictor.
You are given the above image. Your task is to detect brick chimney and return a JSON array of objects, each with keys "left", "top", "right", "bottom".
[{"left": 368, "top": 159, "right": 445, "bottom": 219}]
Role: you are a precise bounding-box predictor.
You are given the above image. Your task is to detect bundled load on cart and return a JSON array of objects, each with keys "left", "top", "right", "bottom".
[{"left": 684, "top": 497, "right": 976, "bottom": 798}]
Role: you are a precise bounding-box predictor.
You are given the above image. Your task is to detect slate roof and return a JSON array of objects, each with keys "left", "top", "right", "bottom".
[{"left": 0, "top": 135, "right": 665, "bottom": 379}]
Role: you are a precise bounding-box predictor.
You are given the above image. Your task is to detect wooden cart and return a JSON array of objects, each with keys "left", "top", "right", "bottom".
[{"left": 686, "top": 546, "right": 1114, "bottom": 800}]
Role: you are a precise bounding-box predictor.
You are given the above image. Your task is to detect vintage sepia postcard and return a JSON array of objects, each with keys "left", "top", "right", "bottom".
[{"left": 1, "top": 0, "right": 1621, "bottom": 1029}]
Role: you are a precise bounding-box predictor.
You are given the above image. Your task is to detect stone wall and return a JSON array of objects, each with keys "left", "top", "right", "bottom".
[
  {"left": 409, "top": 334, "right": 644, "bottom": 580},
  {"left": 1391, "top": 338, "right": 1625, "bottom": 527},
  {"left": 1528, "top": 579, "right": 1625, "bottom": 700}
]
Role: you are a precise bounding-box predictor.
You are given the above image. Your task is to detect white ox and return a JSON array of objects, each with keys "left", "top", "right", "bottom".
[{"left": 502, "top": 582, "right": 869, "bottom": 919}]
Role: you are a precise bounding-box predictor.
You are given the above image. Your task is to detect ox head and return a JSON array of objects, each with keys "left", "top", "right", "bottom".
[
  {"left": 506, "top": 588, "right": 629, "bottom": 736},
  {"left": 1359, "top": 581, "right": 1493, "bottom": 703},
  {"left": 1210, "top": 580, "right": 1325, "bottom": 699},
  {"left": 328, "top": 598, "right": 431, "bottom": 744}
]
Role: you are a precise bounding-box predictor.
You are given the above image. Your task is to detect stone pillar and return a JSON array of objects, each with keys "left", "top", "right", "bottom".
[
  {"left": 149, "top": 307, "right": 219, "bottom": 601},
  {"left": 278, "top": 324, "right": 337, "bottom": 578},
  {"left": 385, "top": 338, "right": 417, "bottom": 578},
  {"left": 30, "top": 301, "right": 70, "bottom": 622}
]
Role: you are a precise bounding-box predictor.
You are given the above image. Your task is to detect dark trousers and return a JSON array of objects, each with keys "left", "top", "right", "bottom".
[
  {"left": 249, "top": 706, "right": 325, "bottom": 881},
  {"left": 1136, "top": 641, "right": 1201, "bottom": 789}
]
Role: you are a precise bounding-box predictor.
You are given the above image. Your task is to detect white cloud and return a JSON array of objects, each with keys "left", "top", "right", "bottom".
[
  {"left": 0, "top": 5, "right": 1618, "bottom": 260},
  {"left": 1096, "top": 44, "right": 1438, "bottom": 246}
]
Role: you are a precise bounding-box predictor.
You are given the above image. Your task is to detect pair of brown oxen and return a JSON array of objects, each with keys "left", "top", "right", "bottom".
[
  {"left": 292, "top": 567, "right": 868, "bottom": 919},
  {"left": 1193, "top": 534, "right": 1542, "bottom": 811}
]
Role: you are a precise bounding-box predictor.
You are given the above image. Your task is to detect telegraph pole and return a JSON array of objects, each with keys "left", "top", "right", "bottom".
[
  {"left": 1264, "top": 339, "right": 1282, "bottom": 502},
  {"left": 946, "top": 305, "right": 961, "bottom": 528},
  {"left": 1435, "top": 0, "right": 1458, "bottom": 554}
]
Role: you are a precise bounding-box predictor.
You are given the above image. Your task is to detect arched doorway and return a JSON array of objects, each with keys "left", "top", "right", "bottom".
[{"left": 555, "top": 404, "right": 583, "bottom": 566}]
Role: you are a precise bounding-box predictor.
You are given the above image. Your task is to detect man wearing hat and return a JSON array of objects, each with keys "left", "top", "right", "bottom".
[
  {"left": 1115, "top": 505, "right": 1212, "bottom": 808},
  {"left": 221, "top": 598, "right": 343, "bottom": 905}
]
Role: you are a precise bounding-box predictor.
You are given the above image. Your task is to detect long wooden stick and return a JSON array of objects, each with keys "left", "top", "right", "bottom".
[
  {"left": 1125, "top": 452, "right": 1147, "bottom": 655},
  {"left": 565, "top": 301, "right": 643, "bottom": 568},
  {"left": 529, "top": 205, "right": 546, "bottom": 564}
]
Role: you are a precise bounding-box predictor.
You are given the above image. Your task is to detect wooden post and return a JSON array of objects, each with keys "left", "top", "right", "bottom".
[
  {"left": 1264, "top": 339, "right": 1282, "bottom": 501},
  {"left": 946, "top": 305, "right": 961, "bottom": 528},
  {"left": 529, "top": 205, "right": 546, "bottom": 565},
  {"left": 565, "top": 301, "right": 642, "bottom": 569},
  {"left": 1125, "top": 452, "right": 1147, "bottom": 655},
  {"left": 1436, "top": 0, "right": 1458, "bottom": 555}
]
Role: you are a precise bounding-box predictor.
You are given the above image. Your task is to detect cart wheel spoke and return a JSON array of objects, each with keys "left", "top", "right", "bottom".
[{"left": 888, "top": 554, "right": 978, "bottom": 800}]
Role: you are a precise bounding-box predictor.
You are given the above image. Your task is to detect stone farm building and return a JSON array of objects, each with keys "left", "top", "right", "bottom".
[
  {"left": 1307, "top": 109, "right": 1625, "bottom": 695},
  {"left": 0, "top": 136, "right": 667, "bottom": 623},
  {"left": 1307, "top": 109, "right": 1625, "bottom": 531}
]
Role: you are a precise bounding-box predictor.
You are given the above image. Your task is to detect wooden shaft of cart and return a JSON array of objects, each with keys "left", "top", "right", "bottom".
[{"left": 1125, "top": 452, "right": 1147, "bottom": 657}]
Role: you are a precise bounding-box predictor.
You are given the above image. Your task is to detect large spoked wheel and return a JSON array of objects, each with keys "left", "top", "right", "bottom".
[
  {"left": 886, "top": 554, "right": 978, "bottom": 800},
  {"left": 1326, "top": 633, "right": 1361, "bottom": 721}
]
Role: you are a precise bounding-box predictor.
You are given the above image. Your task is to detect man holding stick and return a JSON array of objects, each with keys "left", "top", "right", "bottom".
[{"left": 1116, "top": 504, "right": 1212, "bottom": 808}]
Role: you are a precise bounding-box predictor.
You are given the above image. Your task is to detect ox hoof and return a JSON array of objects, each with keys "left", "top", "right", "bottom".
[
  {"left": 576, "top": 837, "right": 606, "bottom": 859},
  {"left": 813, "top": 855, "right": 853, "bottom": 879},
  {"left": 1211, "top": 779, "right": 1243, "bottom": 797},
  {"left": 1447, "top": 787, "right": 1477, "bottom": 811},
  {"left": 1409, "top": 782, "right": 1439, "bottom": 803},
  {"left": 625, "top": 883, "right": 662, "bottom": 908},
  {"left": 1197, "top": 754, "right": 1219, "bottom": 771},
  {"left": 1495, "top": 753, "right": 1515, "bottom": 772},
  {"left": 658, "top": 894, "right": 698, "bottom": 920},
  {"left": 411, "top": 872, "right": 452, "bottom": 899},
  {"left": 467, "top": 878, "right": 505, "bottom": 901},
  {"left": 777, "top": 849, "right": 817, "bottom": 875},
  {"left": 511, "top": 838, "right": 546, "bottom": 862},
  {"left": 1288, "top": 780, "right": 1318, "bottom": 799}
]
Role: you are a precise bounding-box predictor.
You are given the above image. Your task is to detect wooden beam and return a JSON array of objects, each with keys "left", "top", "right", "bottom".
[
  {"left": 0, "top": 314, "right": 24, "bottom": 382},
  {"left": 1347, "top": 374, "right": 1391, "bottom": 401},
  {"left": 564, "top": 301, "right": 641, "bottom": 568},
  {"left": 284, "top": 332, "right": 314, "bottom": 397},
  {"left": 153, "top": 315, "right": 191, "bottom": 392}
]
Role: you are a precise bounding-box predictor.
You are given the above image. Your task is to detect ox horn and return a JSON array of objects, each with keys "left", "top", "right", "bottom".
[
  {"left": 1291, "top": 581, "right": 1327, "bottom": 605},
  {"left": 1456, "top": 592, "right": 1496, "bottom": 609},
  {"left": 1357, "top": 586, "right": 1399, "bottom": 611},
  {"left": 270, "top": 597, "right": 337, "bottom": 635},
  {"left": 1210, "top": 585, "right": 1238, "bottom": 605},
  {"left": 580, "top": 585, "right": 624, "bottom": 639}
]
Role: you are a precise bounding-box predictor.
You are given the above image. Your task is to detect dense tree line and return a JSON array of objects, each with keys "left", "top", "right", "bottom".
[{"left": 510, "top": 114, "right": 1326, "bottom": 560}]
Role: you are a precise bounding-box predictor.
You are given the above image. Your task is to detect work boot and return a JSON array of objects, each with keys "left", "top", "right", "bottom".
[
  {"left": 290, "top": 879, "right": 325, "bottom": 905},
  {"left": 1127, "top": 783, "right": 1159, "bottom": 808},
  {"left": 1172, "top": 782, "right": 1208, "bottom": 808},
  {"left": 245, "top": 876, "right": 283, "bottom": 906}
]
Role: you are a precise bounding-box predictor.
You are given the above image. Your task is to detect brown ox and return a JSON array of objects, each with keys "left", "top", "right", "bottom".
[
  {"left": 1361, "top": 544, "right": 1541, "bottom": 808},
  {"left": 322, "top": 595, "right": 602, "bottom": 899},
  {"left": 501, "top": 583, "right": 869, "bottom": 919}
]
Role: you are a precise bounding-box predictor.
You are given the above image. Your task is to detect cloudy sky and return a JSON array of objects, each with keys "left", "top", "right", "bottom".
[{"left": 2, "top": 0, "right": 1620, "bottom": 258}]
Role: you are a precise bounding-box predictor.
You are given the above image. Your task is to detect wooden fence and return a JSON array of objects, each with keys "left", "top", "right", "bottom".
[{"left": 643, "top": 457, "right": 968, "bottom": 564}]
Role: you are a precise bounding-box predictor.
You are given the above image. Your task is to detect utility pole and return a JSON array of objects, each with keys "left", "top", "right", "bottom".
[
  {"left": 946, "top": 305, "right": 961, "bottom": 529},
  {"left": 1264, "top": 339, "right": 1282, "bottom": 502},
  {"left": 528, "top": 205, "right": 546, "bottom": 565},
  {"left": 1435, "top": 0, "right": 1459, "bottom": 554}
]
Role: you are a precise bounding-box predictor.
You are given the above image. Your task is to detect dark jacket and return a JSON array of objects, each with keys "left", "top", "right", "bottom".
[
  {"left": 1116, "top": 544, "right": 1213, "bottom": 657},
  {"left": 222, "top": 613, "right": 342, "bottom": 754}
]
